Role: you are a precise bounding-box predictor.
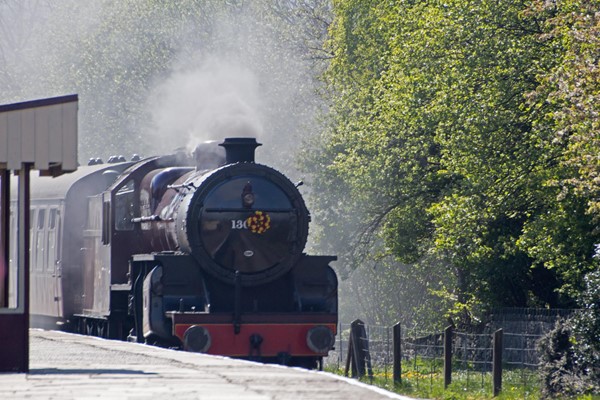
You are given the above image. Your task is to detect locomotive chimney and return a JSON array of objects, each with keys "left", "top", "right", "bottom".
[{"left": 219, "top": 137, "right": 262, "bottom": 163}]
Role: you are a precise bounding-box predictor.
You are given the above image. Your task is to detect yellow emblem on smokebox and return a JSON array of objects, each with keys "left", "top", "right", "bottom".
[{"left": 246, "top": 211, "right": 271, "bottom": 234}]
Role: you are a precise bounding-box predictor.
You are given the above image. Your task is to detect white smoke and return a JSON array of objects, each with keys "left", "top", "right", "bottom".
[{"left": 146, "top": 56, "right": 264, "bottom": 153}]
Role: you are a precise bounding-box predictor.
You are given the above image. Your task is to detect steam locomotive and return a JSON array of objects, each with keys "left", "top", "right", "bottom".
[{"left": 9, "top": 138, "right": 338, "bottom": 369}]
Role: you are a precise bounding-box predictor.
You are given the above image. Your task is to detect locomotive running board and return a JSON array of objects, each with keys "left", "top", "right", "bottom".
[{"left": 166, "top": 312, "right": 337, "bottom": 325}]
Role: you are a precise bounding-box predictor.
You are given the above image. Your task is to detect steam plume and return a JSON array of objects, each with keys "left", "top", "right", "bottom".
[{"left": 147, "top": 57, "right": 263, "bottom": 153}]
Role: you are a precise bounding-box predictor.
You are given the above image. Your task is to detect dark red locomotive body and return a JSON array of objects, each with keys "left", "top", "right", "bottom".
[{"left": 12, "top": 138, "right": 337, "bottom": 368}]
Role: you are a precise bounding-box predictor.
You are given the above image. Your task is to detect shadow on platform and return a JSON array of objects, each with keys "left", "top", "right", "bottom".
[{"left": 29, "top": 368, "right": 156, "bottom": 375}]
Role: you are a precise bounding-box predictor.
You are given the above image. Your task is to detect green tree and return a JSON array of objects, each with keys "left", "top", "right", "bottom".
[
  {"left": 538, "top": 271, "right": 600, "bottom": 397},
  {"left": 529, "top": 0, "right": 600, "bottom": 217},
  {"left": 305, "top": 0, "right": 600, "bottom": 327}
]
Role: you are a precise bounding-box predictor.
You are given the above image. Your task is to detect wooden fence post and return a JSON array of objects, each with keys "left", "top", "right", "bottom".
[
  {"left": 493, "top": 329, "right": 503, "bottom": 396},
  {"left": 393, "top": 322, "right": 402, "bottom": 385},
  {"left": 351, "top": 320, "right": 365, "bottom": 377},
  {"left": 444, "top": 325, "right": 453, "bottom": 388},
  {"left": 344, "top": 333, "right": 353, "bottom": 377},
  {"left": 343, "top": 319, "right": 373, "bottom": 379}
]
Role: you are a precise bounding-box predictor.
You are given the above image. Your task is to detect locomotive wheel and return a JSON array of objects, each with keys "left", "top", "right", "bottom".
[
  {"left": 80, "top": 318, "right": 103, "bottom": 337},
  {"left": 97, "top": 321, "right": 106, "bottom": 338},
  {"left": 85, "top": 320, "right": 96, "bottom": 336}
]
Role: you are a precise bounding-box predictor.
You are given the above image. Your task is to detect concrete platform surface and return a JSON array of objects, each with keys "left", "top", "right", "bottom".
[{"left": 0, "top": 330, "right": 417, "bottom": 399}]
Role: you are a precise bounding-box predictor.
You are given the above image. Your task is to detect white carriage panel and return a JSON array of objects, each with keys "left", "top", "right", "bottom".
[
  {"left": 7, "top": 111, "right": 22, "bottom": 170},
  {"left": 34, "top": 107, "right": 50, "bottom": 170},
  {"left": 20, "top": 108, "right": 35, "bottom": 162},
  {"left": 60, "top": 102, "right": 78, "bottom": 171}
]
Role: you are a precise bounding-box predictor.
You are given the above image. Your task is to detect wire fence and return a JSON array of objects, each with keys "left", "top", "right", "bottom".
[{"left": 325, "top": 321, "right": 545, "bottom": 396}]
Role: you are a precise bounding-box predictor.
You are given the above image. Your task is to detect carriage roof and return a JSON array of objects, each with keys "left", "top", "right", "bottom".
[{"left": 9, "top": 162, "right": 133, "bottom": 201}]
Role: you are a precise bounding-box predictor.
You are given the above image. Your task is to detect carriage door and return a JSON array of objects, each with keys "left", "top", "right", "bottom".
[
  {"left": 83, "top": 195, "right": 103, "bottom": 313},
  {"left": 47, "top": 207, "right": 62, "bottom": 316}
]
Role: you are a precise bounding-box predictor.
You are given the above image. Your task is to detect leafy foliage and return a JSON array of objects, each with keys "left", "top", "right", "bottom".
[
  {"left": 304, "top": 0, "right": 600, "bottom": 330},
  {"left": 538, "top": 319, "right": 580, "bottom": 398},
  {"left": 538, "top": 278, "right": 600, "bottom": 400},
  {"left": 571, "top": 270, "right": 600, "bottom": 391},
  {"left": 528, "top": 0, "right": 600, "bottom": 217}
]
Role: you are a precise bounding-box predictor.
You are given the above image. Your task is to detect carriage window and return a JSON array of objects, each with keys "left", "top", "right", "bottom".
[
  {"left": 47, "top": 208, "right": 59, "bottom": 271},
  {"left": 34, "top": 208, "right": 46, "bottom": 271},
  {"left": 48, "top": 208, "right": 57, "bottom": 229},
  {"left": 37, "top": 209, "right": 46, "bottom": 229},
  {"left": 29, "top": 209, "right": 35, "bottom": 264}
]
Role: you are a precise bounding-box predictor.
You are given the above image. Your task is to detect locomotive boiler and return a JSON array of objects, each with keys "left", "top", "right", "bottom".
[{"left": 11, "top": 138, "right": 338, "bottom": 369}]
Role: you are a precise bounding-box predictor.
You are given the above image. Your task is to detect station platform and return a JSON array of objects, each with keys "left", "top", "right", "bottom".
[{"left": 0, "top": 330, "right": 415, "bottom": 399}]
